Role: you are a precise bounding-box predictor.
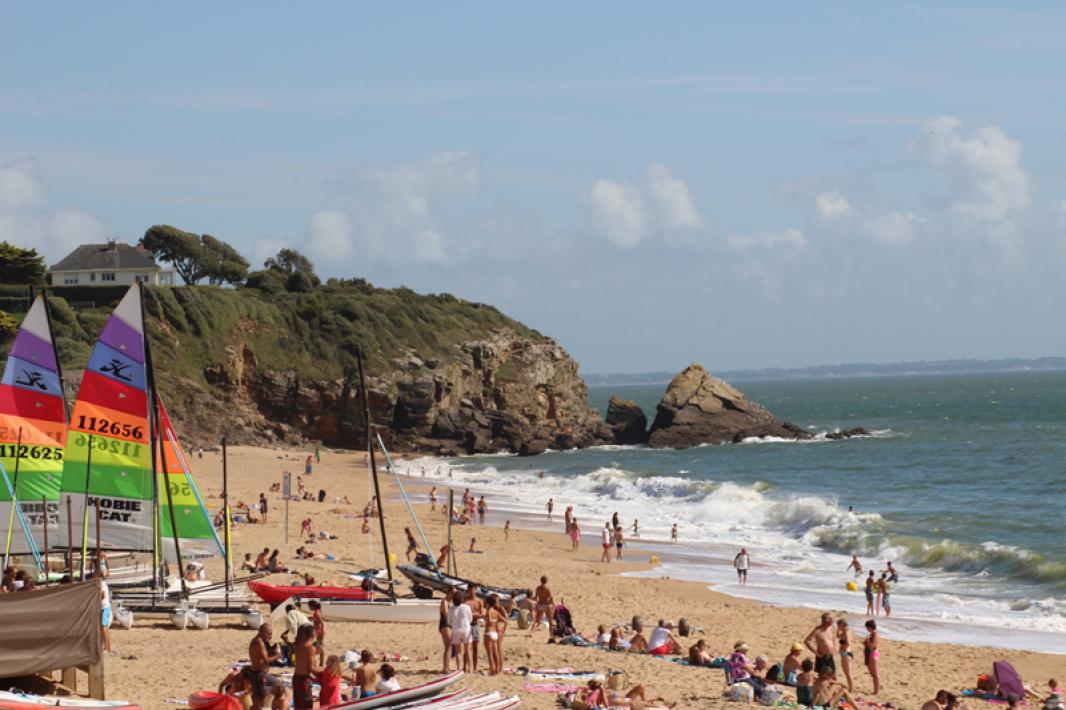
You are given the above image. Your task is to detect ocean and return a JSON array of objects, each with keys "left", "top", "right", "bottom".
[{"left": 409, "top": 371, "right": 1066, "bottom": 653}]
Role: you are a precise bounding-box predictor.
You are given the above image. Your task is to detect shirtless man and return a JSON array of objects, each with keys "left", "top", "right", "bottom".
[
  {"left": 532, "top": 575, "right": 554, "bottom": 627},
  {"left": 689, "top": 638, "right": 714, "bottom": 667},
  {"left": 847, "top": 555, "right": 862, "bottom": 577},
  {"left": 291, "top": 624, "right": 320, "bottom": 710},
  {"left": 813, "top": 670, "right": 859, "bottom": 709},
  {"left": 248, "top": 624, "right": 286, "bottom": 710},
  {"left": 354, "top": 649, "right": 379, "bottom": 698},
  {"left": 922, "top": 690, "right": 950, "bottom": 710},
  {"left": 307, "top": 600, "right": 325, "bottom": 661},
  {"left": 465, "top": 586, "right": 486, "bottom": 672},
  {"left": 804, "top": 613, "right": 837, "bottom": 675}
]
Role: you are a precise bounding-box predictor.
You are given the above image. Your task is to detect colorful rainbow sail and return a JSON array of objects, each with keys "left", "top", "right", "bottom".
[
  {"left": 0, "top": 293, "right": 67, "bottom": 558},
  {"left": 156, "top": 398, "right": 224, "bottom": 561},
  {"left": 59, "top": 282, "right": 155, "bottom": 552}
]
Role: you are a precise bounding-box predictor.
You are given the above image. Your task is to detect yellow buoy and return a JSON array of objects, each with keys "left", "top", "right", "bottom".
[
  {"left": 845, "top": 580, "right": 858, "bottom": 592},
  {"left": 389, "top": 552, "right": 397, "bottom": 562},
  {"left": 649, "top": 555, "right": 660, "bottom": 565}
]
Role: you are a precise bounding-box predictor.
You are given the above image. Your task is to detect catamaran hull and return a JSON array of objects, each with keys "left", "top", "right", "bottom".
[
  {"left": 327, "top": 671, "right": 462, "bottom": 708},
  {"left": 248, "top": 580, "right": 372, "bottom": 606},
  {"left": 316, "top": 597, "right": 438, "bottom": 623},
  {"left": 397, "top": 565, "right": 529, "bottom": 604}
]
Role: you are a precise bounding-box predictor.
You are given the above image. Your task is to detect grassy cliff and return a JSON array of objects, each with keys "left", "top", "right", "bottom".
[{"left": 2, "top": 280, "right": 542, "bottom": 396}]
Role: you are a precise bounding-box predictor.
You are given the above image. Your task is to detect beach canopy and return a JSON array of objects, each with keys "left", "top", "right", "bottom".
[
  {"left": 0, "top": 579, "right": 101, "bottom": 678},
  {"left": 993, "top": 660, "right": 1024, "bottom": 699}
]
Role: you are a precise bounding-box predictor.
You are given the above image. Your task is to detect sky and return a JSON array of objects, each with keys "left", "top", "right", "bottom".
[{"left": 2, "top": 2, "right": 1065, "bottom": 374}]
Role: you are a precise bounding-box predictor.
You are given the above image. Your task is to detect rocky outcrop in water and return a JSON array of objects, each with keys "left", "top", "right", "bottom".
[
  {"left": 606, "top": 396, "right": 649, "bottom": 445},
  {"left": 646, "top": 363, "right": 809, "bottom": 448}
]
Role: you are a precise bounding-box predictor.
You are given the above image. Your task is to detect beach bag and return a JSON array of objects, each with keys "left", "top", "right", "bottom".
[
  {"left": 607, "top": 670, "right": 627, "bottom": 691},
  {"left": 631, "top": 615, "right": 644, "bottom": 632},
  {"left": 760, "top": 687, "right": 785, "bottom": 706},
  {"left": 517, "top": 609, "right": 529, "bottom": 629},
  {"left": 677, "top": 618, "right": 690, "bottom": 637},
  {"left": 728, "top": 683, "right": 755, "bottom": 703}
]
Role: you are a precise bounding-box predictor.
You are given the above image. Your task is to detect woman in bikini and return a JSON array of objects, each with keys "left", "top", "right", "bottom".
[
  {"left": 438, "top": 593, "right": 452, "bottom": 672},
  {"left": 863, "top": 619, "right": 880, "bottom": 694},
  {"left": 483, "top": 594, "right": 507, "bottom": 675},
  {"left": 837, "top": 618, "right": 854, "bottom": 693},
  {"left": 568, "top": 517, "right": 581, "bottom": 550}
]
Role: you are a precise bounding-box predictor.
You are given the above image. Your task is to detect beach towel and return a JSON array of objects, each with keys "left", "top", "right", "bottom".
[{"left": 994, "top": 661, "right": 1024, "bottom": 700}]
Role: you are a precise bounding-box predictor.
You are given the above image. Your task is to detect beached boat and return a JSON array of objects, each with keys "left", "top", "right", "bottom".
[
  {"left": 187, "top": 692, "right": 239, "bottom": 710},
  {"left": 327, "top": 671, "right": 463, "bottom": 709},
  {"left": 0, "top": 690, "right": 140, "bottom": 710},
  {"left": 397, "top": 564, "right": 530, "bottom": 604},
  {"left": 309, "top": 596, "right": 438, "bottom": 623},
  {"left": 248, "top": 580, "right": 373, "bottom": 606}
]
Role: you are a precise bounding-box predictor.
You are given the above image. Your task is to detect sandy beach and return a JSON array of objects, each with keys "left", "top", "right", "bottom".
[{"left": 78, "top": 445, "right": 1062, "bottom": 709}]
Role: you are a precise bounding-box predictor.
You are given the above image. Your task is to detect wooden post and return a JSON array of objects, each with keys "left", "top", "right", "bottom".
[
  {"left": 61, "top": 666, "right": 77, "bottom": 693},
  {"left": 86, "top": 661, "right": 104, "bottom": 699}
]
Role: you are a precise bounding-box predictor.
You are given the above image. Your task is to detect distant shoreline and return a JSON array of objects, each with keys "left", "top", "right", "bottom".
[{"left": 586, "top": 356, "right": 1066, "bottom": 385}]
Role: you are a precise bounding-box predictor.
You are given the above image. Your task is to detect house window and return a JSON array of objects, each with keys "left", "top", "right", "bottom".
[
  {"left": 64, "top": 277, "right": 79, "bottom": 285},
  {"left": 90, "top": 273, "right": 96, "bottom": 282},
  {"left": 101, "top": 273, "right": 116, "bottom": 282}
]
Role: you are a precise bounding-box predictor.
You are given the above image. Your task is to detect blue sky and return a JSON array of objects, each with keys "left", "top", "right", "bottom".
[{"left": 2, "top": 3, "right": 1065, "bottom": 373}]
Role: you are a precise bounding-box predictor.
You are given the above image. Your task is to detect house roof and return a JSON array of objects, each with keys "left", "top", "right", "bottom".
[{"left": 50, "top": 242, "right": 161, "bottom": 272}]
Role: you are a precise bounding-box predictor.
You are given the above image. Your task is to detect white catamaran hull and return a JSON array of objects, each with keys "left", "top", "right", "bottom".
[{"left": 315, "top": 597, "right": 438, "bottom": 623}]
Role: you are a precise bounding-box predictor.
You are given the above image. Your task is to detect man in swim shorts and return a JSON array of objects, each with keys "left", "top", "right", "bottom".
[
  {"left": 249, "top": 624, "right": 287, "bottom": 710},
  {"left": 291, "top": 624, "right": 320, "bottom": 709},
  {"left": 734, "top": 548, "right": 750, "bottom": 585},
  {"left": 601, "top": 522, "right": 612, "bottom": 563},
  {"left": 804, "top": 613, "right": 837, "bottom": 675},
  {"left": 864, "top": 571, "right": 876, "bottom": 616}
]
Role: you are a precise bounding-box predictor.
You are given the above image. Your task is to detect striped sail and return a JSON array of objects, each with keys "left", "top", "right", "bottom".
[
  {"left": 0, "top": 294, "right": 67, "bottom": 556},
  {"left": 59, "top": 282, "right": 155, "bottom": 552},
  {"left": 156, "top": 399, "right": 224, "bottom": 561}
]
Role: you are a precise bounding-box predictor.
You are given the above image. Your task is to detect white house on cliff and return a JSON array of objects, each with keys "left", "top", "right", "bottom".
[{"left": 49, "top": 240, "right": 175, "bottom": 286}]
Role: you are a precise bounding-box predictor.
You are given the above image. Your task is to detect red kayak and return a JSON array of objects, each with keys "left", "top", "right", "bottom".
[
  {"left": 188, "top": 692, "right": 240, "bottom": 710},
  {"left": 248, "top": 581, "right": 374, "bottom": 606}
]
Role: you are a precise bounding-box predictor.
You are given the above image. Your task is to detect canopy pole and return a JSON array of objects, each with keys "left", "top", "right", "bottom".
[
  {"left": 447, "top": 489, "right": 457, "bottom": 577},
  {"left": 356, "top": 347, "right": 393, "bottom": 590},
  {"left": 42, "top": 496, "right": 49, "bottom": 584}
]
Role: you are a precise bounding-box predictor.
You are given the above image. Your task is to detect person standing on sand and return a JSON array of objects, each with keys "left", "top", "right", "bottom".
[
  {"left": 291, "top": 624, "right": 320, "bottom": 710},
  {"left": 611, "top": 511, "right": 619, "bottom": 529},
  {"left": 864, "top": 571, "right": 876, "bottom": 616},
  {"left": 504, "top": 520, "right": 510, "bottom": 540},
  {"left": 314, "top": 446, "right": 320, "bottom": 464},
  {"left": 569, "top": 517, "right": 581, "bottom": 550},
  {"left": 564, "top": 505, "right": 573, "bottom": 532},
  {"left": 804, "top": 613, "right": 837, "bottom": 675},
  {"left": 863, "top": 619, "right": 880, "bottom": 694},
  {"left": 614, "top": 525, "right": 625, "bottom": 560},
  {"left": 601, "top": 522, "right": 612, "bottom": 563},
  {"left": 259, "top": 493, "right": 268, "bottom": 524},
  {"left": 847, "top": 555, "right": 862, "bottom": 577},
  {"left": 734, "top": 548, "right": 750, "bottom": 584},
  {"left": 438, "top": 593, "right": 452, "bottom": 672},
  {"left": 477, "top": 496, "right": 487, "bottom": 525},
  {"left": 404, "top": 527, "right": 418, "bottom": 561},
  {"left": 533, "top": 575, "right": 555, "bottom": 627},
  {"left": 305, "top": 455, "right": 313, "bottom": 475},
  {"left": 880, "top": 575, "right": 892, "bottom": 617},
  {"left": 464, "top": 585, "right": 485, "bottom": 673},
  {"left": 631, "top": 519, "right": 640, "bottom": 537},
  {"left": 875, "top": 573, "right": 886, "bottom": 615},
  {"left": 546, "top": 498, "right": 554, "bottom": 521},
  {"left": 671, "top": 523, "right": 678, "bottom": 543},
  {"left": 429, "top": 487, "right": 437, "bottom": 512},
  {"left": 447, "top": 589, "right": 473, "bottom": 672},
  {"left": 837, "top": 618, "right": 855, "bottom": 693}
]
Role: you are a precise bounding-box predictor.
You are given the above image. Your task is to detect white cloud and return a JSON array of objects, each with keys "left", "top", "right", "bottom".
[
  {"left": 727, "top": 228, "right": 806, "bottom": 251},
  {"left": 816, "top": 190, "right": 851, "bottom": 218},
  {"left": 306, "top": 209, "right": 354, "bottom": 262},
  {"left": 584, "top": 179, "right": 647, "bottom": 247},
  {"left": 0, "top": 160, "right": 108, "bottom": 262},
  {"left": 364, "top": 151, "right": 480, "bottom": 223},
  {"left": 646, "top": 163, "right": 703, "bottom": 230},
  {"left": 861, "top": 211, "right": 917, "bottom": 246},
  {"left": 413, "top": 229, "right": 445, "bottom": 263},
  {"left": 915, "top": 115, "right": 1030, "bottom": 223}
]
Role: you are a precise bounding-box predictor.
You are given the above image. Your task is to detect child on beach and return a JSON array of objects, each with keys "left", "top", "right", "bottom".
[
  {"left": 569, "top": 518, "right": 581, "bottom": 550},
  {"left": 429, "top": 487, "right": 437, "bottom": 511},
  {"left": 504, "top": 520, "right": 510, "bottom": 540},
  {"left": 614, "top": 525, "right": 625, "bottom": 560},
  {"left": 796, "top": 658, "right": 815, "bottom": 707},
  {"left": 317, "top": 655, "right": 343, "bottom": 706}
]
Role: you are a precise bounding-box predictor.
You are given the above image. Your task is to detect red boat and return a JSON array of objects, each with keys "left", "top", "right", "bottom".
[{"left": 248, "top": 580, "right": 374, "bottom": 606}]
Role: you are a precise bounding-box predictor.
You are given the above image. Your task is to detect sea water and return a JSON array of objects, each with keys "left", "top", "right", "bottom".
[{"left": 409, "top": 371, "right": 1066, "bottom": 653}]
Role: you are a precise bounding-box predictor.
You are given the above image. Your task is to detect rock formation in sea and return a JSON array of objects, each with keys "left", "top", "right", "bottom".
[
  {"left": 605, "top": 395, "right": 649, "bottom": 445},
  {"left": 646, "top": 363, "right": 810, "bottom": 448}
]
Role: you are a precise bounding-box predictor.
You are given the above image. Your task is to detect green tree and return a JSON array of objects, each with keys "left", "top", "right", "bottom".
[
  {"left": 0, "top": 242, "right": 47, "bottom": 285},
  {"left": 263, "top": 248, "right": 320, "bottom": 284},
  {"left": 200, "top": 235, "right": 249, "bottom": 286},
  {"left": 244, "top": 268, "right": 286, "bottom": 294},
  {"left": 0, "top": 309, "right": 16, "bottom": 338},
  {"left": 141, "top": 225, "right": 203, "bottom": 284}
]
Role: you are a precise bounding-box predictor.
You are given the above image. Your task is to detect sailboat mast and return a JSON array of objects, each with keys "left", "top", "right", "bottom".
[
  {"left": 2, "top": 428, "right": 24, "bottom": 568},
  {"left": 42, "top": 291, "right": 70, "bottom": 551},
  {"left": 356, "top": 347, "right": 392, "bottom": 587},
  {"left": 222, "top": 435, "right": 231, "bottom": 608},
  {"left": 142, "top": 286, "right": 187, "bottom": 598}
]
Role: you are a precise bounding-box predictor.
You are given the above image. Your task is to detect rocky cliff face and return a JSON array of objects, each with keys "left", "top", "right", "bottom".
[
  {"left": 168, "top": 329, "right": 609, "bottom": 455},
  {"left": 646, "top": 363, "right": 808, "bottom": 448}
]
